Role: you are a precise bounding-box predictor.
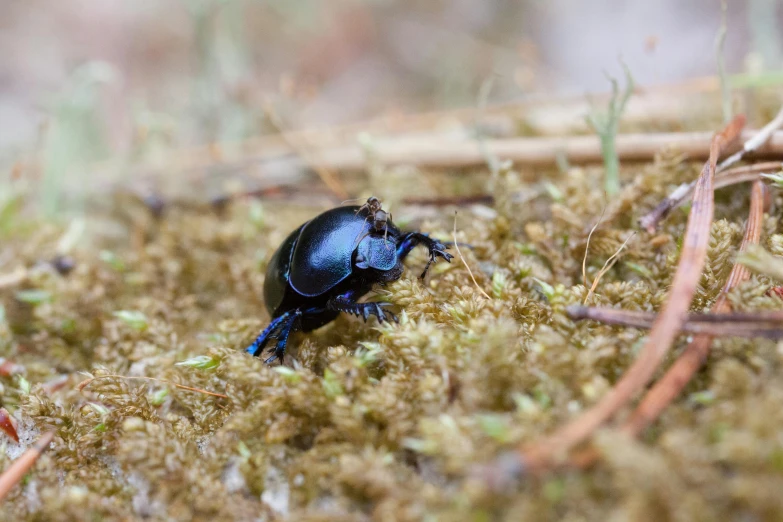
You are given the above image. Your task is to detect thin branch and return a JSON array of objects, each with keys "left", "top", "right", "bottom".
[
  {"left": 306, "top": 129, "right": 783, "bottom": 172},
  {"left": 639, "top": 161, "right": 781, "bottom": 232},
  {"left": 569, "top": 179, "right": 766, "bottom": 468},
  {"left": 719, "top": 106, "right": 783, "bottom": 170},
  {"left": 0, "top": 431, "right": 55, "bottom": 502},
  {"left": 509, "top": 115, "right": 744, "bottom": 474},
  {"left": 641, "top": 104, "right": 783, "bottom": 232},
  {"left": 622, "top": 179, "right": 765, "bottom": 435}
]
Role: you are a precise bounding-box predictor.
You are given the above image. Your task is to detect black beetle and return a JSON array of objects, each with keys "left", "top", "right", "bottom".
[{"left": 246, "top": 198, "right": 453, "bottom": 363}]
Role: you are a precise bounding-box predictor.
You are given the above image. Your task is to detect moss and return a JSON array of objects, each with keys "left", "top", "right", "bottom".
[{"left": 2, "top": 134, "right": 783, "bottom": 521}]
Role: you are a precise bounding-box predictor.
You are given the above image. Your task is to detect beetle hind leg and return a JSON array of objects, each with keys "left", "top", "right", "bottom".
[
  {"left": 263, "top": 310, "right": 302, "bottom": 364},
  {"left": 245, "top": 313, "right": 292, "bottom": 358}
]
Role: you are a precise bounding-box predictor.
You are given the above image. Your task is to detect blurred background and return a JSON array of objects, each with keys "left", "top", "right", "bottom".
[{"left": 0, "top": 0, "right": 781, "bottom": 211}]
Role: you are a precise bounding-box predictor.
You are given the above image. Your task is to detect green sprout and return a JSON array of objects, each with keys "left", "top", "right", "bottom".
[
  {"left": 175, "top": 355, "right": 220, "bottom": 371},
  {"left": 112, "top": 310, "right": 149, "bottom": 331},
  {"left": 585, "top": 61, "right": 634, "bottom": 196}
]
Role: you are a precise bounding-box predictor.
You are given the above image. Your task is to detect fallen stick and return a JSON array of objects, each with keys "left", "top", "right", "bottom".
[
  {"left": 94, "top": 129, "right": 783, "bottom": 204},
  {"left": 507, "top": 115, "right": 745, "bottom": 475},
  {"left": 569, "top": 180, "right": 767, "bottom": 468},
  {"left": 640, "top": 105, "right": 783, "bottom": 231},
  {"left": 0, "top": 431, "right": 55, "bottom": 502},
  {"left": 307, "top": 129, "right": 783, "bottom": 171}
]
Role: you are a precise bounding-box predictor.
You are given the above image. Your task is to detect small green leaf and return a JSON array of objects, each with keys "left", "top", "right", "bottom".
[
  {"left": 533, "top": 278, "right": 555, "bottom": 300},
  {"left": 543, "top": 181, "right": 564, "bottom": 203},
  {"left": 514, "top": 242, "right": 538, "bottom": 256},
  {"left": 355, "top": 343, "right": 383, "bottom": 367},
  {"left": 99, "top": 250, "right": 126, "bottom": 271},
  {"left": 401, "top": 437, "right": 436, "bottom": 453},
  {"left": 15, "top": 289, "right": 52, "bottom": 305},
  {"left": 112, "top": 310, "right": 148, "bottom": 331},
  {"left": 322, "top": 369, "right": 343, "bottom": 398},
  {"left": 624, "top": 261, "right": 653, "bottom": 279},
  {"left": 17, "top": 376, "right": 31, "bottom": 395},
  {"left": 762, "top": 171, "right": 783, "bottom": 188},
  {"left": 237, "top": 441, "right": 252, "bottom": 459},
  {"left": 273, "top": 366, "right": 301, "bottom": 383},
  {"left": 688, "top": 390, "right": 715, "bottom": 406},
  {"left": 533, "top": 388, "right": 552, "bottom": 409},
  {"left": 150, "top": 388, "right": 169, "bottom": 406},
  {"left": 248, "top": 201, "right": 264, "bottom": 229},
  {"left": 491, "top": 271, "right": 507, "bottom": 299},
  {"left": 477, "top": 414, "right": 511, "bottom": 442},
  {"left": 175, "top": 355, "right": 219, "bottom": 371},
  {"left": 89, "top": 402, "right": 110, "bottom": 416}
]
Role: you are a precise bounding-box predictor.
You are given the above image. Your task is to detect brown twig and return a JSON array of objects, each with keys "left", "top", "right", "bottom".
[
  {"left": 508, "top": 115, "right": 744, "bottom": 474},
  {"left": 0, "top": 408, "right": 19, "bottom": 443},
  {"left": 639, "top": 162, "right": 781, "bottom": 232},
  {"left": 622, "top": 179, "right": 764, "bottom": 435},
  {"left": 0, "top": 431, "right": 55, "bottom": 502},
  {"left": 640, "top": 104, "right": 783, "bottom": 232},
  {"left": 306, "top": 129, "right": 782, "bottom": 171},
  {"left": 81, "top": 74, "right": 740, "bottom": 186},
  {"left": 569, "top": 305, "right": 783, "bottom": 340},
  {"left": 570, "top": 179, "right": 766, "bottom": 467},
  {"left": 91, "top": 129, "right": 783, "bottom": 206},
  {"left": 77, "top": 374, "right": 229, "bottom": 399}
]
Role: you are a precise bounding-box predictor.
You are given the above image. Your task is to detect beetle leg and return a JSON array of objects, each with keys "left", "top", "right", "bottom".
[
  {"left": 396, "top": 232, "right": 454, "bottom": 279},
  {"left": 245, "top": 312, "right": 294, "bottom": 358},
  {"left": 327, "top": 296, "right": 398, "bottom": 324},
  {"left": 264, "top": 310, "right": 303, "bottom": 364}
]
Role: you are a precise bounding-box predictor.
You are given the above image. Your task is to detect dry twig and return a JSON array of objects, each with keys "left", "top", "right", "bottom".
[
  {"left": 639, "top": 162, "right": 781, "bottom": 232},
  {"left": 0, "top": 431, "right": 55, "bottom": 502},
  {"left": 570, "top": 179, "right": 766, "bottom": 467},
  {"left": 641, "top": 104, "right": 783, "bottom": 232},
  {"left": 505, "top": 115, "right": 745, "bottom": 474}
]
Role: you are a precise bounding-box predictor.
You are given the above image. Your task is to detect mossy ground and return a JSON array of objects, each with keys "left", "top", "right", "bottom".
[{"left": 2, "top": 146, "right": 783, "bottom": 521}]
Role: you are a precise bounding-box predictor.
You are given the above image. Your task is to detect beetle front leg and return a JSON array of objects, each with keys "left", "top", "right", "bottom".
[{"left": 396, "top": 232, "right": 454, "bottom": 279}]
